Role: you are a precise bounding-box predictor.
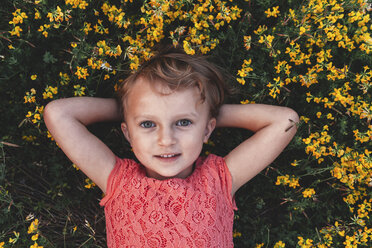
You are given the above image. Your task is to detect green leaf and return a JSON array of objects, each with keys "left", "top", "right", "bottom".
[{"left": 43, "top": 51, "right": 57, "bottom": 64}]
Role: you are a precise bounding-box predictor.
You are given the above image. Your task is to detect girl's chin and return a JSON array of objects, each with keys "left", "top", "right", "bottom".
[{"left": 145, "top": 167, "right": 193, "bottom": 180}]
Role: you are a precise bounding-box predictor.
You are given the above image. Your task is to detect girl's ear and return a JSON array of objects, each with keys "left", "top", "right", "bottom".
[
  {"left": 121, "top": 122, "right": 131, "bottom": 143},
  {"left": 203, "top": 117, "right": 216, "bottom": 143}
]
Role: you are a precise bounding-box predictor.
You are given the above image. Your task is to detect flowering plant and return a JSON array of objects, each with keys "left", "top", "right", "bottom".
[{"left": 1, "top": 0, "right": 370, "bottom": 247}]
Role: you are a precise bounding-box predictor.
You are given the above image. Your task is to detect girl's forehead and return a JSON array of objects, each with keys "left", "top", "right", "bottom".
[
  {"left": 127, "top": 77, "right": 203, "bottom": 102},
  {"left": 137, "top": 77, "right": 198, "bottom": 94},
  {"left": 124, "top": 78, "right": 209, "bottom": 116}
]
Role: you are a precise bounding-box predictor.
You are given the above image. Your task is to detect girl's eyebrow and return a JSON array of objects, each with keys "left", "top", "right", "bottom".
[
  {"left": 133, "top": 112, "right": 200, "bottom": 121},
  {"left": 133, "top": 114, "right": 155, "bottom": 121},
  {"left": 174, "top": 112, "right": 199, "bottom": 118}
]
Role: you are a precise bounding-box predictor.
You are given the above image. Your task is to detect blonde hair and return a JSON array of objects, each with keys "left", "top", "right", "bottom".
[{"left": 117, "top": 47, "right": 228, "bottom": 119}]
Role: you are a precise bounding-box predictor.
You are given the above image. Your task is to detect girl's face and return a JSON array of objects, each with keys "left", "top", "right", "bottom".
[{"left": 121, "top": 78, "right": 216, "bottom": 180}]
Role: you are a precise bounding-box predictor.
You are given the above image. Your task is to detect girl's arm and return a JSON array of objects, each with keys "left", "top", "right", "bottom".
[
  {"left": 44, "top": 97, "right": 121, "bottom": 193},
  {"left": 217, "top": 104, "right": 299, "bottom": 196}
]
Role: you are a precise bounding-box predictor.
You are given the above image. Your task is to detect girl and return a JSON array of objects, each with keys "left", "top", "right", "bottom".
[{"left": 44, "top": 48, "right": 299, "bottom": 247}]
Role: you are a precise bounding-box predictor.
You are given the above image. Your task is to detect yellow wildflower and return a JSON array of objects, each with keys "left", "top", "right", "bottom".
[
  {"left": 75, "top": 66, "right": 89, "bottom": 80},
  {"left": 47, "top": 131, "right": 54, "bottom": 141},
  {"left": 232, "top": 230, "right": 242, "bottom": 238},
  {"left": 38, "top": 24, "right": 50, "bottom": 38},
  {"left": 94, "top": 19, "right": 109, "bottom": 34},
  {"left": 299, "top": 26, "right": 306, "bottom": 35},
  {"left": 30, "top": 242, "right": 44, "bottom": 248},
  {"left": 82, "top": 22, "right": 92, "bottom": 35},
  {"left": 298, "top": 236, "right": 314, "bottom": 248},
  {"left": 300, "top": 116, "right": 310, "bottom": 123},
  {"left": 59, "top": 72, "right": 70, "bottom": 85},
  {"left": 84, "top": 178, "right": 96, "bottom": 189},
  {"left": 254, "top": 25, "right": 267, "bottom": 35},
  {"left": 31, "top": 233, "right": 39, "bottom": 241},
  {"left": 65, "top": 0, "right": 89, "bottom": 9},
  {"left": 237, "top": 59, "right": 253, "bottom": 78},
  {"left": 183, "top": 40, "right": 195, "bottom": 55},
  {"left": 34, "top": 9, "right": 41, "bottom": 20},
  {"left": 73, "top": 84, "right": 86, "bottom": 96},
  {"left": 23, "top": 135, "right": 37, "bottom": 142},
  {"left": 302, "top": 188, "right": 316, "bottom": 198},
  {"left": 265, "top": 6, "right": 280, "bottom": 18},
  {"left": 259, "top": 34, "right": 275, "bottom": 49},
  {"left": 28, "top": 219, "right": 39, "bottom": 234},
  {"left": 291, "top": 160, "right": 299, "bottom": 166},
  {"left": 9, "top": 26, "right": 23, "bottom": 37},
  {"left": 9, "top": 9, "right": 28, "bottom": 25},
  {"left": 236, "top": 78, "right": 245, "bottom": 85},
  {"left": 42, "top": 86, "right": 58, "bottom": 99},
  {"left": 326, "top": 113, "right": 334, "bottom": 120},
  {"left": 274, "top": 240, "right": 286, "bottom": 248},
  {"left": 244, "top": 35, "right": 251, "bottom": 50},
  {"left": 24, "top": 88, "right": 37, "bottom": 103},
  {"left": 9, "top": 231, "right": 19, "bottom": 244}
]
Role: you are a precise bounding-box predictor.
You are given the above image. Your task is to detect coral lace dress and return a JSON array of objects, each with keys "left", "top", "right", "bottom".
[{"left": 100, "top": 154, "right": 237, "bottom": 248}]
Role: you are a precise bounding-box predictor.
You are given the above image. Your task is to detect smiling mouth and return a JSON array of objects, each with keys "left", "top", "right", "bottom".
[{"left": 155, "top": 153, "right": 181, "bottom": 159}]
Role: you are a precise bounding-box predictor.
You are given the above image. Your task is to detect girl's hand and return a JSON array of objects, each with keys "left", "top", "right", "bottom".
[
  {"left": 44, "top": 97, "right": 121, "bottom": 193},
  {"left": 217, "top": 104, "right": 299, "bottom": 196}
]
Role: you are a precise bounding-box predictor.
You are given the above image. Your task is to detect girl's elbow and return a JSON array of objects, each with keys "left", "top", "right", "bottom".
[
  {"left": 286, "top": 107, "right": 299, "bottom": 123},
  {"left": 44, "top": 101, "right": 53, "bottom": 120},
  {"left": 282, "top": 107, "right": 299, "bottom": 133},
  {"left": 44, "top": 100, "right": 64, "bottom": 124},
  {"left": 44, "top": 101, "right": 57, "bottom": 117}
]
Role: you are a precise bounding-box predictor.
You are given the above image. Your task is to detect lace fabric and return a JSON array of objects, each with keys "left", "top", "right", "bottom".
[{"left": 100, "top": 154, "right": 237, "bottom": 248}]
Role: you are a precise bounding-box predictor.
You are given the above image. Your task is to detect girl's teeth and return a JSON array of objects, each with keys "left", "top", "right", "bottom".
[{"left": 160, "top": 154, "right": 175, "bottom": 158}]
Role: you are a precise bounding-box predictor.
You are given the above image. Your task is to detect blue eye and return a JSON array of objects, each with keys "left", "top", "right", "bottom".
[
  {"left": 176, "top": 119, "right": 192, "bottom": 126},
  {"left": 140, "top": 121, "right": 155, "bottom": 128}
]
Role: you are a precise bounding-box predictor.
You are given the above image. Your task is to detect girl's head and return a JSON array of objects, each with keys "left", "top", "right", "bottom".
[
  {"left": 117, "top": 47, "right": 227, "bottom": 120},
  {"left": 117, "top": 48, "right": 228, "bottom": 180}
]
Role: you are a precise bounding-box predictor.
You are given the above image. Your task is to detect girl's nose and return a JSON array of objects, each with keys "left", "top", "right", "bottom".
[{"left": 158, "top": 127, "right": 176, "bottom": 146}]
